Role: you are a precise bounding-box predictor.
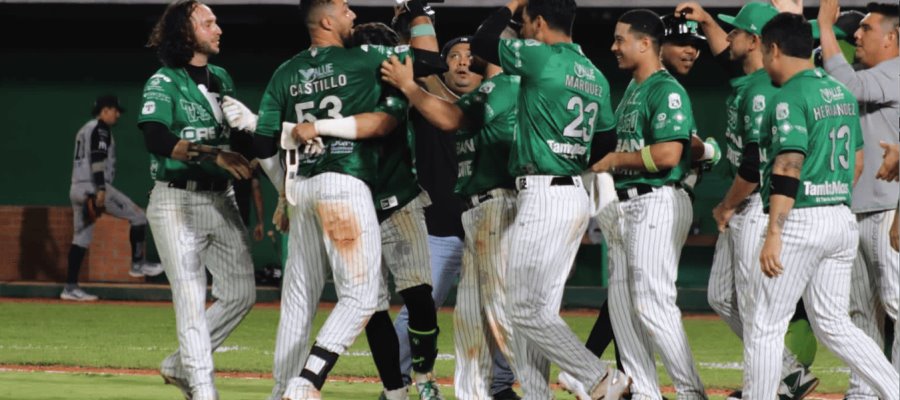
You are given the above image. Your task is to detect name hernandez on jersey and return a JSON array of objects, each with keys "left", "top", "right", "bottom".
[
  {"left": 759, "top": 69, "right": 863, "bottom": 210},
  {"left": 256, "top": 45, "right": 409, "bottom": 185}
]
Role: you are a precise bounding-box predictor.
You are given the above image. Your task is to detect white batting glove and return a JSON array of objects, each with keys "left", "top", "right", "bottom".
[
  {"left": 222, "top": 96, "right": 258, "bottom": 132},
  {"left": 280, "top": 122, "right": 299, "bottom": 150},
  {"left": 303, "top": 137, "right": 326, "bottom": 156}
]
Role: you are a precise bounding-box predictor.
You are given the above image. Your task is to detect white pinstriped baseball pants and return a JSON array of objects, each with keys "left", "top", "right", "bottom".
[
  {"left": 506, "top": 176, "right": 609, "bottom": 398},
  {"left": 743, "top": 205, "right": 899, "bottom": 400},
  {"left": 454, "top": 189, "right": 529, "bottom": 399},
  {"left": 148, "top": 182, "right": 256, "bottom": 398},
  {"left": 377, "top": 191, "right": 433, "bottom": 311},
  {"left": 846, "top": 208, "right": 900, "bottom": 399},
  {"left": 269, "top": 172, "right": 382, "bottom": 399},
  {"left": 604, "top": 186, "right": 705, "bottom": 400}
]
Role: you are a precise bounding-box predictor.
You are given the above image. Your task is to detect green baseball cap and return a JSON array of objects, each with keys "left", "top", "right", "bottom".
[{"left": 718, "top": 2, "right": 779, "bottom": 36}]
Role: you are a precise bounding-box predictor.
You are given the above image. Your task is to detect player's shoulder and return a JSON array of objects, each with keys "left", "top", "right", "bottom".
[
  {"left": 646, "top": 72, "right": 689, "bottom": 103},
  {"left": 142, "top": 67, "right": 179, "bottom": 90},
  {"left": 207, "top": 63, "right": 235, "bottom": 92}
]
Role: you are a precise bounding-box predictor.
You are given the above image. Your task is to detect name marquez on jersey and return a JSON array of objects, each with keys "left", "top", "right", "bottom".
[
  {"left": 804, "top": 180, "right": 850, "bottom": 197},
  {"left": 565, "top": 75, "right": 602, "bottom": 97},
  {"left": 546, "top": 140, "right": 587, "bottom": 158},
  {"left": 812, "top": 103, "right": 855, "bottom": 121}
]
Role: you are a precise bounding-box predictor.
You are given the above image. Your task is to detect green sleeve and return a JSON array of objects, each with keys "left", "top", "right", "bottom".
[
  {"left": 742, "top": 90, "right": 769, "bottom": 145},
  {"left": 595, "top": 77, "right": 616, "bottom": 132},
  {"left": 456, "top": 87, "right": 488, "bottom": 126},
  {"left": 210, "top": 64, "right": 236, "bottom": 98},
  {"left": 497, "top": 39, "right": 552, "bottom": 78},
  {"left": 374, "top": 88, "right": 408, "bottom": 121},
  {"left": 137, "top": 73, "right": 176, "bottom": 128},
  {"left": 255, "top": 67, "right": 287, "bottom": 137},
  {"left": 770, "top": 94, "right": 809, "bottom": 155},
  {"left": 646, "top": 82, "right": 693, "bottom": 143}
]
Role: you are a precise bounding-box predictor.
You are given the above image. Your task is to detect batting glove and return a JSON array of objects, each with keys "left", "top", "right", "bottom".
[
  {"left": 222, "top": 96, "right": 258, "bottom": 132},
  {"left": 703, "top": 137, "right": 722, "bottom": 166},
  {"left": 304, "top": 137, "right": 326, "bottom": 156}
]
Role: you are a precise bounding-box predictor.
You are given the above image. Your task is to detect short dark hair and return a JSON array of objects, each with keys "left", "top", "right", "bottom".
[
  {"left": 352, "top": 22, "right": 400, "bottom": 47},
  {"left": 147, "top": 0, "right": 201, "bottom": 68},
  {"left": 618, "top": 9, "right": 664, "bottom": 51},
  {"left": 761, "top": 12, "right": 813, "bottom": 59},
  {"left": 299, "top": 0, "right": 334, "bottom": 29},
  {"left": 524, "top": 0, "right": 577, "bottom": 36},
  {"left": 867, "top": 2, "right": 899, "bottom": 18}
]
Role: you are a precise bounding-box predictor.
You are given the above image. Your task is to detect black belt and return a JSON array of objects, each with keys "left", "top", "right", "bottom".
[
  {"left": 166, "top": 179, "right": 230, "bottom": 192},
  {"left": 616, "top": 182, "right": 683, "bottom": 201},
  {"left": 550, "top": 176, "right": 576, "bottom": 186},
  {"left": 465, "top": 192, "right": 495, "bottom": 210}
]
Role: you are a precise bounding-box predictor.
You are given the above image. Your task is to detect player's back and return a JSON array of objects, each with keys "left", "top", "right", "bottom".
[
  {"left": 760, "top": 68, "right": 862, "bottom": 210},
  {"left": 497, "top": 39, "right": 614, "bottom": 177},
  {"left": 258, "top": 45, "right": 408, "bottom": 184}
]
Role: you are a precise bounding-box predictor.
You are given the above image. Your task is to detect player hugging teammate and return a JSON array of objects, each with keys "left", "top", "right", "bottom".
[{"left": 138, "top": 0, "right": 899, "bottom": 399}]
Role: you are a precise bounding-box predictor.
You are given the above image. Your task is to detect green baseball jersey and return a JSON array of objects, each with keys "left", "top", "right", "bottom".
[
  {"left": 256, "top": 45, "right": 408, "bottom": 185},
  {"left": 454, "top": 73, "right": 520, "bottom": 197},
  {"left": 760, "top": 68, "right": 864, "bottom": 210},
  {"left": 137, "top": 65, "right": 236, "bottom": 181},
  {"left": 497, "top": 39, "right": 615, "bottom": 176},
  {"left": 612, "top": 70, "right": 696, "bottom": 189},
  {"left": 724, "top": 68, "right": 779, "bottom": 177},
  {"left": 372, "top": 122, "right": 420, "bottom": 212}
]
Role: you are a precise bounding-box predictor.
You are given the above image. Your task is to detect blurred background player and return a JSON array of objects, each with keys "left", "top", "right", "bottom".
[
  {"left": 818, "top": 1, "right": 900, "bottom": 397},
  {"left": 65, "top": 95, "right": 163, "bottom": 301}
]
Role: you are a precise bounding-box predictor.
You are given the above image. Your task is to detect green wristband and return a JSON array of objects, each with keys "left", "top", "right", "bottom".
[
  {"left": 641, "top": 146, "right": 659, "bottom": 173},
  {"left": 410, "top": 24, "right": 436, "bottom": 38}
]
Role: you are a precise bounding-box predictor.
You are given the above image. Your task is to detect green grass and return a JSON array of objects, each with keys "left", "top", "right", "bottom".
[{"left": 0, "top": 301, "right": 857, "bottom": 397}]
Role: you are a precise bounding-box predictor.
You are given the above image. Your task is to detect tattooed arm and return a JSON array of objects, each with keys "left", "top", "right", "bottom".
[{"left": 760, "top": 151, "right": 805, "bottom": 278}]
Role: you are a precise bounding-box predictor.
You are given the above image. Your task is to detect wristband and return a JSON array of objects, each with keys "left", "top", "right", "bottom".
[
  {"left": 410, "top": 24, "right": 436, "bottom": 38},
  {"left": 187, "top": 143, "right": 221, "bottom": 162},
  {"left": 314, "top": 117, "right": 358, "bottom": 140},
  {"left": 641, "top": 146, "right": 659, "bottom": 173},
  {"left": 771, "top": 174, "right": 800, "bottom": 199},
  {"left": 701, "top": 142, "right": 716, "bottom": 161}
]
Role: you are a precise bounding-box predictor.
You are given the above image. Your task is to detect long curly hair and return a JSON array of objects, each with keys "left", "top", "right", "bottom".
[{"left": 147, "top": 0, "right": 200, "bottom": 68}]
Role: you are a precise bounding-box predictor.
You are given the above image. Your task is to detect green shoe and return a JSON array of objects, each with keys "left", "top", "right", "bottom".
[
  {"left": 778, "top": 369, "right": 819, "bottom": 400},
  {"left": 415, "top": 378, "right": 444, "bottom": 400}
]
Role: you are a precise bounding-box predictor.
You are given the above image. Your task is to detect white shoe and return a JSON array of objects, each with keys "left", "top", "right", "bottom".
[
  {"left": 381, "top": 386, "right": 409, "bottom": 400},
  {"left": 558, "top": 371, "right": 591, "bottom": 400},
  {"left": 131, "top": 261, "right": 165, "bottom": 277},
  {"left": 60, "top": 287, "right": 98, "bottom": 301},
  {"left": 161, "top": 372, "right": 193, "bottom": 400},
  {"left": 589, "top": 367, "right": 631, "bottom": 400},
  {"left": 282, "top": 380, "right": 321, "bottom": 400}
]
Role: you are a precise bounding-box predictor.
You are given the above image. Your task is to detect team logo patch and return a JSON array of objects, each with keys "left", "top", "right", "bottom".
[
  {"left": 820, "top": 87, "right": 844, "bottom": 103},
  {"left": 752, "top": 95, "right": 766, "bottom": 112},
  {"left": 523, "top": 39, "right": 541, "bottom": 47},
  {"left": 142, "top": 101, "right": 156, "bottom": 115},
  {"left": 668, "top": 93, "right": 682, "bottom": 109},
  {"left": 479, "top": 82, "right": 496, "bottom": 94},
  {"left": 776, "top": 102, "right": 789, "bottom": 120},
  {"left": 574, "top": 63, "right": 596, "bottom": 80}
]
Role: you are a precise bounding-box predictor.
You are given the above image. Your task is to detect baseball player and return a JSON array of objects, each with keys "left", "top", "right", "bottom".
[
  {"left": 470, "top": 0, "right": 630, "bottom": 398},
  {"left": 237, "top": 1, "right": 444, "bottom": 398},
  {"left": 673, "top": 3, "right": 821, "bottom": 397},
  {"left": 346, "top": 21, "right": 442, "bottom": 400},
  {"left": 590, "top": 9, "right": 706, "bottom": 399},
  {"left": 64, "top": 95, "right": 164, "bottom": 301},
  {"left": 744, "top": 13, "right": 899, "bottom": 399},
  {"left": 817, "top": 2, "right": 900, "bottom": 396},
  {"left": 138, "top": 1, "right": 257, "bottom": 399},
  {"left": 381, "top": 26, "right": 528, "bottom": 399},
  {"left": 875, "top": 143, "right": 899, "bottom": 252}
]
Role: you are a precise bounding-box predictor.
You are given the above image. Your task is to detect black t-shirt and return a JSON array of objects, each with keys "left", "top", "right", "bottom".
[{"left": 411, "top": 109, "right": 464, "bottom": 239}]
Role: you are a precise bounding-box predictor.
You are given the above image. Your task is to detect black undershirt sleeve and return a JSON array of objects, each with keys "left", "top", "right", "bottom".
[
  {"left": 471, "top": 7, "right": 512, "bottom": 67},
  {"left": 89, "top": 125, "right": 110, "bottom": 189},
  {"left": 737, "top": 142, "right": 761, "bottom": 183},
  {"left": 254, "top": 133, "right": 279, "bottom": 160},
  {"left": 411, "top": 48, "right": 448, "bottom": 77},
  {"left": 140, "top": 121, "right": 182, "bottom": 158},
  {"left": 589, "top": 129, "right": 617, "bottom": 165}
]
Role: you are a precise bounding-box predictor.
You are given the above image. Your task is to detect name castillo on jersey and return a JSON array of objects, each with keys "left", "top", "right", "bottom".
[{"left": 288, "top": 63, "right": 349, "bottom": 97}]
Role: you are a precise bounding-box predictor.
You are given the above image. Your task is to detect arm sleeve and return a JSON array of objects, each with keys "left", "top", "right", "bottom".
[
  {"left": 255, "top": 72, "right": 286, "bottom": 137},
  {"left": 89, "top": 125, "right": 110, "bottom": 189},
  {"left": 411, "top": 48, "right": 448, "bottom": 77},
  {"left": 737, "top": 142, "right": 761, "bottom": 183},
  {"left": 496, "top": 38, "right": 552, "bottom": 78},
  {"left": 470, "top": 7, "right": 512, "bottom": 66},
  {"left": 595, "top": 78, "right": 616, "bottom": 132},
  {"left": 713, "top": 47, "right": 744, "bottom": 79},
  {"left": 254, "top": 132, "right": 279, "bottom": 160},
  {"left": 589, "top": 129, "right": 617, "bottom": 164},
  {"left": 136, "top": 74, "right": 176, "bottom": 127},
  {"left": 375, "top": 86, "right": 410, "bottom": 121},
  {"left": 823, "top": 54, "right": 886, "bottom": 103},
  {"left": 771, "top": 97, "right": 809, "bottom": 156},
  {"left": 140, "top": 121, "right": 182, "bottom": 158}
]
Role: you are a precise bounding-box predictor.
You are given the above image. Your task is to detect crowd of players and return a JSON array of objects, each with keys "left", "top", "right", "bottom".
[{"left": 66, "top": 0, "right": 899, "bottom": 399}]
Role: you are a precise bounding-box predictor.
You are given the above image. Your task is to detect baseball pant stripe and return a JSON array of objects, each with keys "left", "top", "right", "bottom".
[
  {"left": 378, "top": 191, "right": 432, "bottom": 311},
  {"left": 507, "top": 177, "right": 607, "bottom": 396},
  {"left": 744, "top": 205, "right": 899, "bottom": 400},
  {"left": 149, "top": 182, "right": 255, "bottom": 397}
]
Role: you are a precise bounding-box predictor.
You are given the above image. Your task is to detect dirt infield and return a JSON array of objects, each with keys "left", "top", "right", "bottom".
[{"left": 0, "top": 364, "right": 844, "bottom": 399}]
